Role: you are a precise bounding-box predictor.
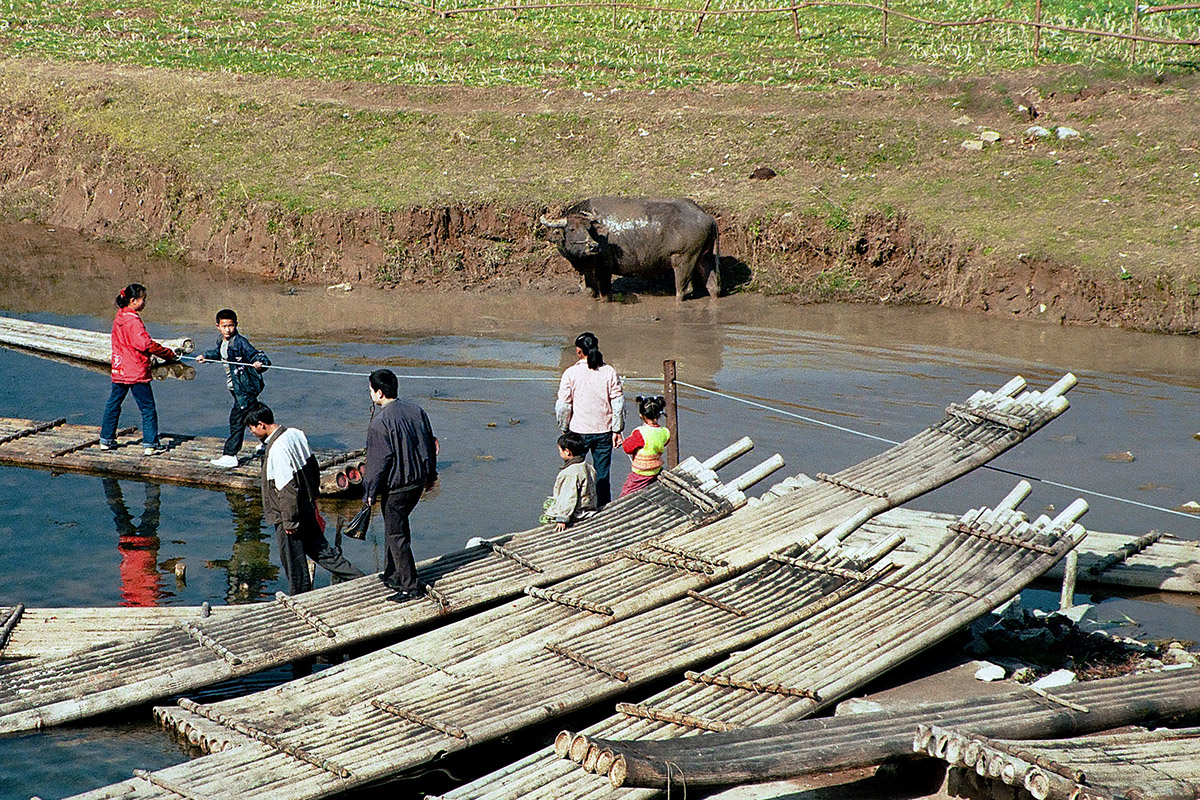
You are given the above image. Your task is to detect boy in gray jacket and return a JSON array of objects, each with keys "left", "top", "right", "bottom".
[{"left": 544, "top": 432, "right": 598, "bottom": 532}]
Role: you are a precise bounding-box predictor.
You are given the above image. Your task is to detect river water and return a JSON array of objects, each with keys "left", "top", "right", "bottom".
[{"left": 1, "top": 222, "right": 1198, "bottom": 798}]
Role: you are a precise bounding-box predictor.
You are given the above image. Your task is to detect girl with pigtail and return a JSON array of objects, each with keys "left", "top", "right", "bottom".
[
  {"left": 98, "top": 283, "right": 177, "bottom": 455},
  {"left": 618, "top": 394, "right": 670, "bottom": 498}
]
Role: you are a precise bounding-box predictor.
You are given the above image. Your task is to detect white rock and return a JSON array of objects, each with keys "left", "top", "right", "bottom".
[
  {"left": 1056, "top": 127, "right": 1081, "bottom": 139},
  {"left": 961, "top": 139, "right": 984, "bottom": 151},
  {"left": 326, "top": 282, "right": 354, "bottom": 292},
  {"left": 1032, "top": 669, "right": 1076, "bottom": 688},
  {"left": 1055, "top": 603, "right": 1091, "bottom": 624},
  {"left": 953, "top": 115, "right": 973, "bottom": 125},
  {"left": 835, "top": 698, "right": 885, "bottom": 716},
  {"left": 980, "top": 131, "right": 1001, "bottom": 142},
  {"left": 1025, "top": 125, "right": 1051, "bottom": 138},
  {"left": 975, "top": 662, "right": 1007, "bottom": 682}
]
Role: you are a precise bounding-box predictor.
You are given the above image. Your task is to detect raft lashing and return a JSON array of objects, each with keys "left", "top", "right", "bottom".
[
  {"left": 0, "top": 416, "right": 365, "bottom": 494},
  {"left": 0, "top": 315, "right": 195, "bottom": 379},
  {"left": 0, "top": 438, "right": 766, "bottom": 736},
  {"left": 917, "top": 722, "right": 1200, "bottom": 800},
  {"left": 56, "top": 374, "right": 1077, "bottom": 800},
  {"left": 450, "top": 484, "right": 1089, "bottom": 798}
]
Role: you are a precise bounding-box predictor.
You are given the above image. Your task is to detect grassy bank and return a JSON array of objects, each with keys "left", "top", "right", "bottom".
[{"left": 0, "top": 1, "right": 1199, "bottom": 313}]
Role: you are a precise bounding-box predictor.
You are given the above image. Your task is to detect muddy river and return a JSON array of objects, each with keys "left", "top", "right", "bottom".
[{"left": 1, "top": 222, "right": 1199, "bottom": 799}]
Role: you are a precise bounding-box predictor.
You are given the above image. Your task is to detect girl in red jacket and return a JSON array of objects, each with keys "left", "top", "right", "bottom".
[{"left": 99, "top": 283, "right": 177, "bottom": 455}]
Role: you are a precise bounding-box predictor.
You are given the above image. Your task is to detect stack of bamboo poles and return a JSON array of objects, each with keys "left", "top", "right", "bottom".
[
  {"left": 0, "top": 416, "right": 359, "bottom": 493},
  {"left": 448, "top": 484, "right": 1087, "bottom": 798},
  {"left": 0, "top": 315, "right": 193, "bottom": 379},
  {"left": 63, "top": 375, "right": 1077, "bottom": 800},
  {"left": 488, "top": 667, "right": 1200, "bottom": 794},
  {"left": 918, "top": 723, "right": 1200, "bottom": 800},
  {"left": 0, "top": 444, "right": 756, "bottom": 736},
  {"left": 1042, "top": 529, "right": 1200, "bottom": 594}
]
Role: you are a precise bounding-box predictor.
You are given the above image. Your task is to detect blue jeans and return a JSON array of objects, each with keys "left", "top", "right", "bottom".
[
  {"left": 100, "top": 382, "right": 159, "bottom": 446},
  {"left": 579, "top": 431, "right": 613, "bottom": 508}
]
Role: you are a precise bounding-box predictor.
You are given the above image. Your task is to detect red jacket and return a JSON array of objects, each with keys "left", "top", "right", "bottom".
[{"left": 110, "top": 307, "right": 175, "bottom": 384}]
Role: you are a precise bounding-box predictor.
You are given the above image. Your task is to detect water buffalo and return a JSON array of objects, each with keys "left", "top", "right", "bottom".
[{"left": 539, "top": 197, "right": 721, "bottom": 301}]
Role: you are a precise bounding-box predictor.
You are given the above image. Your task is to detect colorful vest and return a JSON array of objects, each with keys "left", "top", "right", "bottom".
[{"left": 631, "top": 425, "right": 671, "bottom": 476}]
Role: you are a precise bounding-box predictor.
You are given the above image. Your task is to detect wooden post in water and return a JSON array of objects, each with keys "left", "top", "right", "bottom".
[{"left": 663, "top": 360, "right": 679, "bottom": 470}]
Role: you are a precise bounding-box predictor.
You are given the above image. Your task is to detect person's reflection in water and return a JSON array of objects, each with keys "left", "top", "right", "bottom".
[
  {"left": 223, "top": 490, "right": 277, "bottom": 603},
  {"left": 102, "top": 478, "right": 165, "bottom": 607}
]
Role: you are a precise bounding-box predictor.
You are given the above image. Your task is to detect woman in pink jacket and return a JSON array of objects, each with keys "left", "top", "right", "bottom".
[{"left": 99, "top": 283, "right": 177, "bottom": 455}]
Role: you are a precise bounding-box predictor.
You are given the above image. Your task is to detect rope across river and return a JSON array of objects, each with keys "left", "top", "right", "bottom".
[{"left": 182, "top": 356, "right": 1197, "bottom": 524}]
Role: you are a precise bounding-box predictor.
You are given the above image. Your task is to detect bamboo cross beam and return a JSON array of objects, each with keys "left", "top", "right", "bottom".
[
  {"left": 371, "top": 698, "right": 467, "bottom": 740},
  {"left": 0, "top": 604, "right": 24, "bottom": 652},
  {"left": 133, "top": 769, "right": 210, "bottom": 800},
  {"left": 685, "top": 589, "right": 748, "bottom": 616},
  {"left": 946, "top": 402, "right": 1030, "bottom": 430},
  {"left": 0, "top": 418, "right": 66, "bottom": 446},
  {"left": 1026, "top": 686, "right": 1091, "bottom": 713},
  {"left": 1086, "top": 529, "right": 1165, "bottom": 576},
  {"left": 614, "top": 702, "right": 741, "bottom": 732},
  {"left": 178, "top": 622, "right": 242, "bottom": 665},
  {"left": 545, "top": 642, "right": 629, "bottom": 682},
  {"left": 768, "top": 553, "right": 870, "bottom": 582},
  {"left": 617, "top": 546, "right": 717, "bottom": 574},
  {"left": 643, "top": 539, "right": 728, "bottom": 566},
  {"left": 273, "top": 592, "right": 337, "bottom": 639},
  {"left": 525, "top": 586, "right": 614, "bottom": 616},
  {"left": 683, "top": 670, "right": 819, "bottom": 699},
  {"left": 177, "top": 698, "right": 353, "bottom": 779},
  {"left": 816, "top": 472, "right": 890, "bottom": 498},
  {"left": 483, "top": 539, "right": 545, "bottom": 573},
  {"left": 50, "top": 426, "right": 138, "bottom": 458}
]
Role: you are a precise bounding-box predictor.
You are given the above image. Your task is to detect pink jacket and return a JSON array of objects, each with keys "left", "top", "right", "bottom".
[
  {"left": 556, "top": 359, "right": 625, "bottom": 435},
  {"left": 111, "top": 307, "right": 175, "bottom": 384}
]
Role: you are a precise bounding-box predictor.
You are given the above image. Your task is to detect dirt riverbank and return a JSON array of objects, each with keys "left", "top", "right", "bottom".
[{"left": 2, "top": 61, "right": 1199, "bottom": 333}]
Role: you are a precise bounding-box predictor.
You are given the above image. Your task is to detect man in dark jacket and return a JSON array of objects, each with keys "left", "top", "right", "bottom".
[
  {"left": 363, "top": 369, "right": 438, "bottom": 602},
  {"left": 245, "top": 402, "right": 363, "bottom": 595}
]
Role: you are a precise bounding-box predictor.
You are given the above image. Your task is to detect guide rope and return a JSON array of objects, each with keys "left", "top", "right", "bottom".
[{"left": 180, "top": 355, "right": 1196, "bottom": 524}]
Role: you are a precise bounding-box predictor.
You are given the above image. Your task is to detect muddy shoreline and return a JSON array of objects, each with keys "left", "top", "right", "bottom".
[{"left": 2, "top": 98, "right": 1198, "bottom": 335}]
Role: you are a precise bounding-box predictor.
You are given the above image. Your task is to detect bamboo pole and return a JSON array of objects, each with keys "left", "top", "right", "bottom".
[{"left": 1034, "top": 0, "right": 1043, "bottom": 55}]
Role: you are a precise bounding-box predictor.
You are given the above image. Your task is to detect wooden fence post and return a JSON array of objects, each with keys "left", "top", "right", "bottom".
[
  {"left": 881, "top": 0, "right": 889, "bottom": 47},
  {"left": 1130, "top": 0, "right": 1140, "bottom": 63},
  {"left": 663, "top": 359, "right": 680, "bottom": 469},
  {"left": 792, "top": 4, "right": 801, "bottom": 39},
  {"left": 1033, "top": 0, "right": 1042, "bottom": 56},
  {"left": 695, "top": 0, "right": 714, "bottom": 33}
]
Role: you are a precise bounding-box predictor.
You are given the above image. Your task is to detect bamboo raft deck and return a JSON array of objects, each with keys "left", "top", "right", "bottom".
[
  {"left": 527, "top": 667, "right": 1200, "bottom": 794},
  {"left": 61, "top": 374, "right": 1078, "bottom": 800},
  {"left": 917, "top": 723, "right": 1200, "bottom": 800},
  {"left": 0, "top": 416, "right": 366, "bottom": 494},
  {"left": 1043, "top": 529, "right": 1200, "bottom": 594},
  {"left": 446, "top": 483, "right": 1088, "bottom": 799},
  {"left": 0, "top": 315, "right": 194, "bottom": 379},
  {"left": 0, "top": 443, "right": 761, "bottom": 736}
]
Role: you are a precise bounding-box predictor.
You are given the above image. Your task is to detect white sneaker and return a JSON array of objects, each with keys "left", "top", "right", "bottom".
[
  {"left": 210, "top": 454, "right": 239, "bottom": 468},
  {"left": 144, "top": 445, "right": 164, "bottom": 456}
]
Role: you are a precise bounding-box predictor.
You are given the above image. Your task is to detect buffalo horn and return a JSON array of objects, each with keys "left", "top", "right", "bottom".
[{"left": 539, "top": 214, "right": 567, "bottom": 229}]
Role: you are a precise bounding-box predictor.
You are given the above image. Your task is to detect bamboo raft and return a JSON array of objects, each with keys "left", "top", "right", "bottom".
[
  {"left": 0, "top": 416, "right": 365, "bottom": 494},
  {"left": 447, "top": 484, "right": 1087, "bottom": 799},
  {"left": 0, "top": 604, "right": 240, "bottom": 660},
  {"left": 1043, "top": 529, "right": 1200, "bottom": 594},
  {"left": 525, "top": 667, "right": 1200, "bottom": 793},
  {"left": 61, "top": 375, "right": 1077, "bottom": 800},
  {"left": 0, "top": 441, "right": 764, "bottom": 736},
  {"left": 0, "top": 315, "right": 194, "bottom": 379},
  {"left": 917, "top": 723, "right": 1200, "bottom": 800}
]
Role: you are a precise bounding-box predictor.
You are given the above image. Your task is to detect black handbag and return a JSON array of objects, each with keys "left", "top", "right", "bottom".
[{"left": 345, "top": 503, "right": 372, "bottom": 540}]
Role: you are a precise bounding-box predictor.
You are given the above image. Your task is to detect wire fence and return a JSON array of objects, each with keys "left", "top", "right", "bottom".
[{"left": 367, "top": 0, "right": 1200, "bottom": 63}]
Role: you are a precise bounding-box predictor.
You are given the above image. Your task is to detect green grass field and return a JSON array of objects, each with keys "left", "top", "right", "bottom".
[{"left": 1, "top": 0, "right": 1198, "bottom": 303}]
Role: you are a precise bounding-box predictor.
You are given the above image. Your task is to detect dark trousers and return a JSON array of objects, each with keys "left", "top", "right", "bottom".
[
  {"left": 274, "top": 520, "right": 364, "bottom": 595},
  {"left": 381, "top": 485, "right": 423, "bottom": 591},
  {"left": 579, "top": 431, "right": 613, "bottom": 507},
  {"left": 224, "top": 395, "right": 255, "bottom": 456},
  {"left": 100, "top": 382, "right": 159, "bottom": 446}
]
